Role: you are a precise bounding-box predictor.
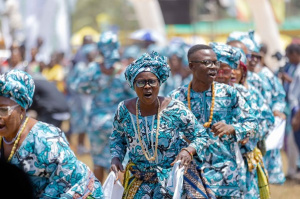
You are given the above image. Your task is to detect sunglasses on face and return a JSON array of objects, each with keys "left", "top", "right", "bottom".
[
  {"left": 0, "top": 104, "right": 19, "bottom": 117},
  {"left": 189, "top": 60, "right": 221, "bottom": 69},
  {"left": 217, "top": 68, "right": 232, "bottom": 76},
  {"left": 134, "top": 79, "right": 159, "bottom": 88}
]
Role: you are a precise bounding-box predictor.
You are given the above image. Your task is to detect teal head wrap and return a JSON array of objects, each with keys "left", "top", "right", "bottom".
[
  {"left": 0, "top": 70, "right": 35, "bottom": 109},
  {"left": 125, "top": 51, "right": 170, "bottom": 89},
  {"left": 227, "top": 30, "right": 261, "bottom": 53},
  {"left": 209, "top": 42, "right": 243, "bottom": 69},
  {"left": 97, "top": 31, "right": 120, "bottom": 68}
]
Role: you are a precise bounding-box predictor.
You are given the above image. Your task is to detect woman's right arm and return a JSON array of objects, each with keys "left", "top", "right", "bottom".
[{"left": 110, "top": 103, "right": 128, "bottom": 174}]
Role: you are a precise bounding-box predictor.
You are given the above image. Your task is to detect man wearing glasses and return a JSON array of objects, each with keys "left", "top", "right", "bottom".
[{"left": 169, "top": 44, "right": 257, "bottom": 198}]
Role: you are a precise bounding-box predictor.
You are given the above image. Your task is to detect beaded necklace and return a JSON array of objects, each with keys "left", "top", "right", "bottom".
[
  {"left": 0, "top": 117, "right": 29, "bottom": 162},
  {"left": 135, "top": 98, "right": 160, "bottom": 162},
  {"left": 187, "top": 82, "right": 215, "bottom": 128}
]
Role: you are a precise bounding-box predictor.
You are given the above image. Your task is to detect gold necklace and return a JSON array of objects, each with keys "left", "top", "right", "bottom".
[
  {"left": 188, "top": 82, "right": 215, "bottom": 128},
  {"left": 0, "top": 117, "right": 29, "bottom": 162},
  {"left": 135, "top": 98, "right": 160, "bottom": 162}
]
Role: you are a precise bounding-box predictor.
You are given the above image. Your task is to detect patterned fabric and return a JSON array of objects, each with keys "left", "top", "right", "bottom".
[
  {"left": 125, "top": 51, "right": 170, "bottom": 89},
  {"left": 247, "top": 83, "right": 275, "bottom": 139},
  {"left": 73, "top": 61, "right": 135, "bottom": 168},
  {"left": 0, "top": 69, "right": 35, "bottom": 109},
  {"left": 97, "top": 31, "right": 120, "bottom": 68},
  {"left": 6, "top": 121, "right": 103, "bottom": 198},
  {"left": 66, "top": 62, "right": 93, "bottom": 134},
  {"left": 183, "top": 162, "right": 216, "bottom": 199},
  {"left": 110, "top": 99, "right": 209, "bottom": 198},
  {"left": 247, "top": 71, "right": 266, "bottom": 94},
  {"left": 258, "top": 67, "right": 286, "bottom": 113},
  {"left": 257, "top": 67, "right": 286, "bottom": 184},
  {"left": 264, "top": 149, "right": 285, "bottom": 184},
  {"left": 169, "top": 82, "right": 258, "bottom": 197},
  {"left": 123, "top": 161, "right": 216, "bottom": 199},
  {"left": 160, "top": 74, "right": 192, "bottom": 96},
  {"left": 209, "top": 42, "right": 243, "bottom": 69},
  {"left": 227, "top": 30, "right": 260, "bottom": 53},
  {"left": 165, "top": 42, "right": 190, "bottom": 66}
]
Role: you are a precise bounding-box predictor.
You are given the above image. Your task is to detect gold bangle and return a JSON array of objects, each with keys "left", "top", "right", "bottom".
[{"left": 181, "top": 148, "right": 193, "bottom": 160}]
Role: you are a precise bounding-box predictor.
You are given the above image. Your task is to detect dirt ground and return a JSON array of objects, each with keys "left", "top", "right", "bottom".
[{"left": 69, "top": 134, "right": 300, "bottom": 199}]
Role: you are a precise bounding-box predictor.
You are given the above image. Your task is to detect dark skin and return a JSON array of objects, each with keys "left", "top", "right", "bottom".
[
  {"left": 292, "top": 110, "right": 300, "bottom": 132},
  {"left": 215, "top": 63, "right": 232, "bottom": 85},
  {"left": 0, "top": 96, "right": 37, "bottom": 160},
  {"left": 189, "top": 49, "right": 236, "bottom": 137},
  {"left": 110, "top": 72, "right": 196, "bottom": 177}
]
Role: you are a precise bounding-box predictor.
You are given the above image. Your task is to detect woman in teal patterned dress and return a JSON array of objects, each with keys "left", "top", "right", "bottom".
[
  {"left": 72, "top": 32, "right": 135, "bottom": 182},
  {"left": 228, "top": 30, "right": 287, "bottom": 184},
  {"left": 110, "top": 52, "right": 214, "bottom": 198},
  {"left": 211, "top": 42, "right": 274, "bottom": 198},
  {"left": 0, "top": 70, "right": 103, "bottom": 198}
]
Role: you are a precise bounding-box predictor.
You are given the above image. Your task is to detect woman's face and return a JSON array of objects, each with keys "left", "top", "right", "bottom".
[
  {"left": 134, "top": 72, "right": 160, "bottom": 106},
  {"left": 231, "top": 64, "right": 243, "bottom": 84},
  {"left": 0, "top": 96, "right": 24, "bottom": 139},
  {"left": 216, "top": 63, "right": 232, "bottom": 85},
  {"left": 169, "top": 55, "right": 182, "bottom": 72}
]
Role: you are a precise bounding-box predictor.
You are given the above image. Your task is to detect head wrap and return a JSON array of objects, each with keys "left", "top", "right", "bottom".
[
  {"left": 209, "top": 42, "right": 243, "bottom": 69},
  {"left": 227, "top": 30, "right": 261, "bottom": 53},
  {"left": 97, "top": 31, "right": 120, "bottom": 68},
  {"left": 0, "top": 69, "right": 35, "bottom": 109},
  {"left": 125, "top": 51, "right": 170, "bottom": 89},
  {"left": 166, "top": 42, "right": 190, "bottom": 67}
]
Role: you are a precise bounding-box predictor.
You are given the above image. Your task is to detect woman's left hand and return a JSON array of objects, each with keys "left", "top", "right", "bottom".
[{"left": 171, "top": 148, "right": 193, "bottom": 169}]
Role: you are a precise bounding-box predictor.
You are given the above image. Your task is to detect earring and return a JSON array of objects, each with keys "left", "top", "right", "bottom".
[{"left": 20, "top": 114, "right": 23, "bottom": 120}]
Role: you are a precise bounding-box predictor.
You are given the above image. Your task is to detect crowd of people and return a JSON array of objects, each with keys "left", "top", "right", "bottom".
[{"left": 0, "top": 29, "right": 300, "bottom": 199}]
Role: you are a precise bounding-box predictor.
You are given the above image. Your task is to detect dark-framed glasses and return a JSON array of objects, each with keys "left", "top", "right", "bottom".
[
  {"left": 0, "top": 104, "right": 19, "bottom": 117},
  {"left": 190, "top": 60, "right": 220, "bottom": 68},
  {"left": 246, "top": 54, "right": 262, "bottom": 61},
  {"left": 135, "top": 79, "right": 159, "bottom": 88}
]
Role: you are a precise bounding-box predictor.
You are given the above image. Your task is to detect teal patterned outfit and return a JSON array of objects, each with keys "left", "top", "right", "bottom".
[
  {"left": 258, "top": 67, "right": 286, "bottom": 184},
  {"left": 67, "top": 62, "right": 93, "bottom": 134},
  {"left": 7, "top": 121, "right": 103, "bottom": 198},
  {"left": 234, "top": 83, "right": 274, "bottom": 199},
  {"left": 73, "top": 62, "right": 135, "bottom": 168},
  {"left": 0, "top": 70, "right": 103, "bottom": 198},
  {"left": 169, "top": 82, "right": 258, "bottom": 198},
  {"left": 110, "top": 99, "right": 209, "bottom": 198}
]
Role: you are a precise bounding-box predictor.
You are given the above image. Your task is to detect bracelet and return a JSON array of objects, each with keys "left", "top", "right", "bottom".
[{"left": 181, "top": 148, "right": 193, "bottom": 160}]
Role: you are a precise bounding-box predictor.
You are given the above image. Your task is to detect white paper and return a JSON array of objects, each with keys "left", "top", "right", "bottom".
[
  {"left": 102, "top": 171, "right": 124, "bottom": 199},
  {"left": 167, "top": 160, "right": 185, "bottom": 199},
  {"left": 266, "top": 117, "right": 286, "bottom": 151}
]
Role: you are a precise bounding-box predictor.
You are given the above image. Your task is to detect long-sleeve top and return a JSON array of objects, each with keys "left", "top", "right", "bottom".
[
  {"left": 169, "top": 82, "right": 257, "bottom": 197},
  {"left": 6, "top": 121, "right": 103, "bottom": 198},
  {"left": 170, "top": 82, "right": 257, "bottom": 197},
  {"left": 110, "top": 99, "right": 208, "bottom": 196},
  {"left": 258, "top": 67, "right": 286, "bottom": 113},
  {"left": 72, "top": 62, "right": 135, "bottom": 133}
]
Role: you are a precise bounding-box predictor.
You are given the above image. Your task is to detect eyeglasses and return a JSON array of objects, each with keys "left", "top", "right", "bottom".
[
  {"left": 217, "top": 68, "right": 232, "bottom": 76},
  {"left": 0, "top": 104, "right": 19, "bottom": 117},
  {"left": 190, "top": 60, "right": 220, "bottom": 68},
  {"left": 246, "top": 54, "right": 262, "bottom": 61},
  {"left": 135, "top": 79, "right": 159, "bottom": 88}
]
